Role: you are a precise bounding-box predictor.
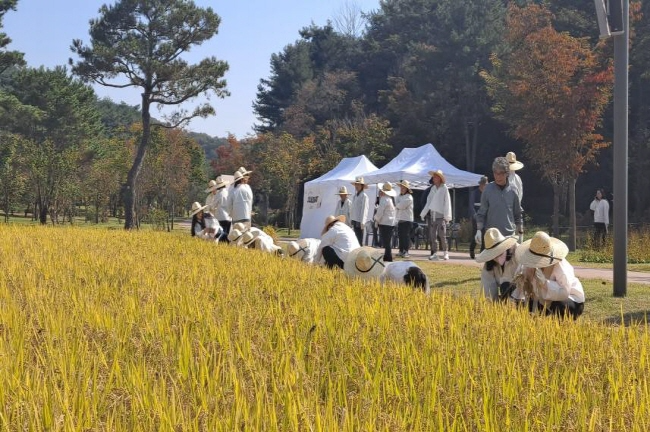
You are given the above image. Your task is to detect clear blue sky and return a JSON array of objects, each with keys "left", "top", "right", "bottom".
[{"left": 3, "top": 0, "right": 379, "bottom": 138}]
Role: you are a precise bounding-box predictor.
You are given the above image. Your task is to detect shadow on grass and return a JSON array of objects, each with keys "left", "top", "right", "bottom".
[
  {"left": 603, "top": 310, "right": 650, "bottom": 326},
  {"left": 432, "top": 278, "right": 479, "bottom": 288}
]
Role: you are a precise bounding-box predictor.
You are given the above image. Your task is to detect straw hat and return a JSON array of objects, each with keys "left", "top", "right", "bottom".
[
  {"left": 397, "top": 179, "right": 413, "bottom": 193},
  {"left": 214, "top": 175, "right": 229, "bottom": 189},
  {"left": 287, "top": 239, "right": 308, "bottom": 260},
  {"left": 378, "top": 182, "right": 397, "bottom": 197},
  {"left": 204, "top": 180, "right": 218, "bottom": 193},
  {"left": 322, "top": 215, "right": 346, "bottom": 235},
  {"left": 232, "top": 222, "right": 248, "bottom": 233},
  {"left": 505, "top": 152, "right": 524, "bottom": 171},
  {"left": 351, "top": 176, "right": 368, "bottom": 189},
  {"left": 343, "top": 247, "right": 386, "bottom": 280},
  {"left": 190, "top": 201, "right": 208, "bottom": 217},
  {"left": 427, "top": 169, "right": 446, "bottom": 183},
  {"left": 515, "top": 231, "right": 569, "bottom": 268},
  {"left": 227, "top": 229, "right": 245, "bottom": 244},
  {"left": 475, "top": 228, "right": 518, "bottom": 263},
  {"left": 242, "top": 230, "right": 259, "bottom": 247},
  {"left": 336, "top": 186, "right": 350, "bottom": 196},
  {"left": 233, "top": 166, "right": 252, "bottom": 182}
]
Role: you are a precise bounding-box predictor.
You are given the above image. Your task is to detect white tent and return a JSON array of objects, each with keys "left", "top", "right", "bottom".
[
  {"left": 362, "top": 143, "right": 482, "bottom": 189},
  {"left": 300, "top": 155, "right": 378, "bottom": 239}
]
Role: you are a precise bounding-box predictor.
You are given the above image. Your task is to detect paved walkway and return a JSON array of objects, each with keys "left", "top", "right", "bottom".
[{"left": 381, "top": 248, "right": 650, "bottom": 286}]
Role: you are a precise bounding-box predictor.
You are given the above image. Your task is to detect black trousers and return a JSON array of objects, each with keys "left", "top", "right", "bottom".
[
  {"left": 397, "top": 221, "right": 411, "bottom": 254},
  {"left": 593, "top": 223, "right": 607, "bottom": 248},
  {"left": 351, "top": 220, "right": 364, "bottom": 245},
  {"left": 379, "top": 224, "right": 394, "bottom": 262},
  {"left": 528, "top": 299, "right": 585, "bottom": 320},
  {"left": 219, "top": 220, "right": 231, "bottom": 235},
  {"left": 322, "top": 246, "right": 344, "bottom": 269}
]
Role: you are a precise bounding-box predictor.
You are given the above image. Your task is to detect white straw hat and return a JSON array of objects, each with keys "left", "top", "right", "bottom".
[
  {"left": 343, "top": 246, "right": 386, "bottom": 280},
  {"left": 475, "top": 228, "right": 518, "bottom": 263},
  {"left": 515, "top": 231, "right": 568, "bottom": 268},
  {"left": 378, "top": 182, "right": 397, "bottom": 197},
  {"left": 505, "top": 152, "right": 524, "bottom": 171},
  {"left": 190, "top": 201, "right": 208, "bottom": 217}
]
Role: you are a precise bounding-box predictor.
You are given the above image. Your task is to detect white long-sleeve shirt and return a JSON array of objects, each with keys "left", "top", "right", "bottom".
[
  {"left": 315, "top": 222, "right": 360, "bottom": 263},
  {"left": 334, "top": 198, "right": 352, "bottom": 226},
  {"left": 420, "top": 184, "right": 452, "bottom": 221},
  {"left": 395, "top": 194, "right": 414, "bottom": 222},
  {"left": 590, "top": 199, "right": 609, "bottom": 225},
  {"left": 290, "top": 238, "right": 322, "bottom": 264},
  {"left": 374, "top": 196, "right": 396, "bottom": 226},
  {"left": 213, "top": 188, "right": 231, "bottom": 221},
  {"left": 509, "top": 172, "right": 523, "bottom": 204},
  {"left": 350, "top": 191, "right": 369, "bottom": 225},
  {"left": 380, "top": 261, "right": 430, "bottom": 294},
  {"left": 227, "top": 184, "right": 253, "bottom": 222},
  {"left": 512, "top": 260, "right": 585, "bottom": 304},
  {"left": 480, "top": 251, "right": 518, "bottom": 301}
]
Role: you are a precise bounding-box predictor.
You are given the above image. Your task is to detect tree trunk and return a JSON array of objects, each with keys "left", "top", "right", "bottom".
[
  {"left": 39, "top": 203, "right": 48, "bottom": 225},
  {"left": 568, "top": 177, "right": 576, "bottom": 251},
  {"left": 552, "top": 182, "right": 560, "bottom": 237},
  {"left": 124, "top": 94, "right": 151, "bottom": 229}
]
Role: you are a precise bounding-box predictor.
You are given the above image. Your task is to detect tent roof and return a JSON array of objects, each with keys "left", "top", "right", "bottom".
[
  {"left": 362, "top": 143, "right": 482, "bottom": 189},
  {"left": 305, "top": 155, "right": 378, "bottom": 186}
]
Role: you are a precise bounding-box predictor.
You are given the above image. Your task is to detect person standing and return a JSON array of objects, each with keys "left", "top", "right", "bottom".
[
  {"left": 227, "top": 167, "right": 253, "bottom": 229},
  {"left": 475, "top": 157, "right": 524, "bottom": 244},
  {"left": 506, "top": 151, "right": 524, "bottom": 243},
  {"left": 350, "top": 176, "right": 369, "bottom": 245},
  {"left": 212, "top": 175, "right": 231, "bottom": 234},
  {"left": 374, "top": 182, "right": 397, "bottom": 262},
  {"left": 395, "top": 180, "right": 414, "bottom": 258},
  {"left": 334, "top": 186, "right": 352, "bottom": 227},
  {"left": 420, "top": 170, "right": 452, "bottom": 261},
  {"left": 590, "top": 188, "right": 609, "bottom": 249},
  {"left": 469, "top": 175, "right": 488, "bottom": 258}
]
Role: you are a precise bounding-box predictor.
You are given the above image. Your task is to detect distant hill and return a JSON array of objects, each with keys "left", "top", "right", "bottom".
[{"left": 187, "top": 132, "right": 228, "bottom": 161}]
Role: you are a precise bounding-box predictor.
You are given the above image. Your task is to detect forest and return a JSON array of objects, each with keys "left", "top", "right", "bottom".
[{"left": 0, "top": 0, "right": 648, "bottom": 236}]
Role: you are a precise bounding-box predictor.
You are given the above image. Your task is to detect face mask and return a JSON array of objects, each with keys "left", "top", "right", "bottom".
[{"left": 496, "top": 251, "right": 507, "bottom": 266}]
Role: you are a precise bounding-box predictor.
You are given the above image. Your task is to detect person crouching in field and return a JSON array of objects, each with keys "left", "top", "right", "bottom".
[
  {"left": 190, "top": 201, "right": 226, "bottom": 242},
  {"left": 512, "top": 231, "right": 585, "bottom": 319},
  {"left": 242, "top": 230, "right": 284, "bottom": 256},
  {"left": 475, "top": 228, "right": 519, "bottom": 301},
  {"left": 315, "top": 215, "right": 360, "bottom": 269},
  {"left": 380, "top": 261, "right": 430, "bottom": 294},
  {"left": 287, "top": 238, "right": 321, "bottom": 264}
]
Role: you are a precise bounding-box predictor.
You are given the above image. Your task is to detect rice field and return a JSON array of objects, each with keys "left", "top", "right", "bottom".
[{"left": 0, "top": 224, "right": 648, "bottom": 431}]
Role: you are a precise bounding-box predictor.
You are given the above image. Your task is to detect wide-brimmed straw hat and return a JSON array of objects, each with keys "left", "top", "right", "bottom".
[
  {"left": 351, "top": 176, "right": 368, "bottom": 189},
  {"left": 190, "top": 201, "right": 208, "bottom": 217},
  {"left": 227, "top": 229, "right": 245, "bottom": 244},
  {"left": 397, "top": 179, "right": 413, "bottom": 193},
  {"left": 378, "top": 182, "right": 397, "bottom": 197},
  {"left": 336, "top": 186, "right": 350, "bottom": 196},
  {"left": 427, "top": 169, "right": 446, "bottom": 183},
  {"left": 233, "top": 167, "right": 252, "bottom": 182},
  {"left": 343, "top": 246, "right": 386, "bottom": 280},
  {"left": 204, "top": 180, "right": 218, "bottom": 193},
  {"left": 475, "top": 228, "right": 518, "bottom": 263},
  {"left": 214, "top": 175, "right": 229, "bottom": 189},
  {"left": 287, "top": 239, "right": 309, "bottom": 260},
  {"left": 322, "top": 215, "right": 346, "bottom": 235},
  {"left": 242, "top": 230, "right": 259, "bottom": 247},
  {"left": 515, "top": 231, "right": 568, "bottom": 268},
  {"left": 505, "top": 152, "right": 524, "bottom": 171}
]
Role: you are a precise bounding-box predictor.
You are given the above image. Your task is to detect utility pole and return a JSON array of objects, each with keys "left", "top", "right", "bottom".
[{"left": 594, "top": 0, "right": 628, "bottom": 296}]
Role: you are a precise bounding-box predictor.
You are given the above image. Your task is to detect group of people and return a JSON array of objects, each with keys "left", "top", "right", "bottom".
[{"left": 190, "top": 151, "right": 592, "bottom": 319}]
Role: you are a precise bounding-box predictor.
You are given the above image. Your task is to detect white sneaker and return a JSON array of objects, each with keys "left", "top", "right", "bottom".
[
  {"left": 402, "top": 253, "right": 410, "bottom": 258},
  {"left": 443, "top": 252, "right": 449, "bottom": 260},
  {"left": 429, "top": 254, "right": 440, "bottom": 261}
]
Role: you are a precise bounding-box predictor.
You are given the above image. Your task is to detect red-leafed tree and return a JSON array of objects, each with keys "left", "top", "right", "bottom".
[{"left": 481, "top": 3, "right": 613, "bottom": 249}]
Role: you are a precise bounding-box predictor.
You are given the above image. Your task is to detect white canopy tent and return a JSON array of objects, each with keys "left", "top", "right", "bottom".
[
  {"left": 300, "top": 155, "right": 378, "bottom": 239},
  {"left": 362, "top": 143, "right": 483, "bottom": 190}
]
